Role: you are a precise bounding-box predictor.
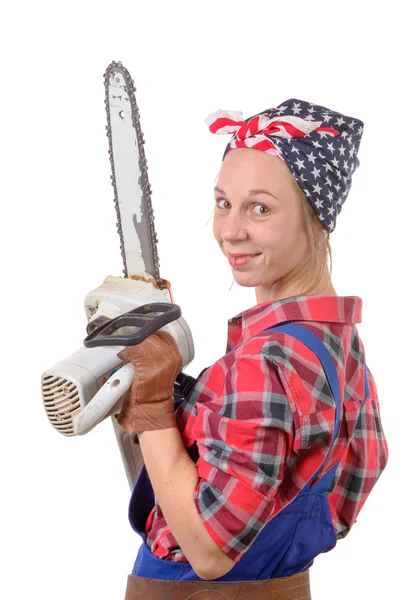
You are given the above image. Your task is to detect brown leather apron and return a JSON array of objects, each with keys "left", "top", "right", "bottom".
[{"left": 123, "top": 569, "right": 311, "bottom": 599}]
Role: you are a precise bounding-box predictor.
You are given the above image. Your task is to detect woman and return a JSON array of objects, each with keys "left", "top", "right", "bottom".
[{"left": 117, "top": 98, "right": 389, "bottom": 599}]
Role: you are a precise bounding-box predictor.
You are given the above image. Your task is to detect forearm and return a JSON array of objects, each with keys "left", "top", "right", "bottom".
[{"left": 138, "top": 427, "right": 235, "bottom": 580}]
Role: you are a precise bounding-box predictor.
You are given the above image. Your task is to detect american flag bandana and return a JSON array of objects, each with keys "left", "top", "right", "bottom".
[{"left": 205, "top": 99, "right": 364, "bottom": 233}]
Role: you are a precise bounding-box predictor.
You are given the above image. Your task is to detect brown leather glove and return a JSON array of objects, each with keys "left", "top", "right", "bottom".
[{"left": 116, "top": 331, "right": 183, "bottom": 433}]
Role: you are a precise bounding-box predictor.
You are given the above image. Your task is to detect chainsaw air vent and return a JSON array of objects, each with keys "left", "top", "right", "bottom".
[{"left": 42, "top": 374, "right": 81, "bottom": 436}]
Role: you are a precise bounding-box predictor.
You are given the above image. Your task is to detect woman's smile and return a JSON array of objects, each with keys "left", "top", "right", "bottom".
[{"left": 227, "top": 252, "right": 262, "bottom": 267}]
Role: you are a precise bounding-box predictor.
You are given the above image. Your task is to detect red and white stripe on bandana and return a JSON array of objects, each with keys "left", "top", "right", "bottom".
[{"left": 204, "top": 108, "right": 340, "bottom": 158}]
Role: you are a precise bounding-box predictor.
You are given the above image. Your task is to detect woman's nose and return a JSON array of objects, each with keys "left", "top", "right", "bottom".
[{"left": 220, "top": 211, "right": 248, "bottom": 243}]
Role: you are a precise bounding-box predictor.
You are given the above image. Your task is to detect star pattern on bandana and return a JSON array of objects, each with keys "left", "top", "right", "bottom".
[{"left": 262, "top": 99, "right": 364, "bottom": 233}]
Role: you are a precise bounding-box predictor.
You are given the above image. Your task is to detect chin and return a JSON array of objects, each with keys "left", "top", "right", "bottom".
[{"left": 232, "top": 272, "right": 262, "bottom": 288}]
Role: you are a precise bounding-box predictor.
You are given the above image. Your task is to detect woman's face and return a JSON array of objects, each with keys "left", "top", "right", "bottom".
[{"left": 213, "top": 148, "right": 312, "bottom": 302}]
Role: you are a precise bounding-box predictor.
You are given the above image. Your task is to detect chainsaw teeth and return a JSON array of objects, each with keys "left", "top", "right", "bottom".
[{"left": 103, "top": 61, "right": 163, "bottom": 288}]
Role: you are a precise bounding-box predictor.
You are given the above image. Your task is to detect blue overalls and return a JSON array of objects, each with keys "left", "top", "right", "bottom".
[{"left": 127, "top": 323, "right": 369, "bottom": 581}]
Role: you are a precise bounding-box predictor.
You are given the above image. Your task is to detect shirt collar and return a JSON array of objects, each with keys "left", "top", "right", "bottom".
[{"left": 227, "top": 294, "right": 362, "bottom": 350}]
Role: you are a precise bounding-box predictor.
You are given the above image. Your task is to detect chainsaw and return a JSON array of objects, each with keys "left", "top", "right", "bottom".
[{"left": 41, "top": 61, "right": 195, "bottom": 491}]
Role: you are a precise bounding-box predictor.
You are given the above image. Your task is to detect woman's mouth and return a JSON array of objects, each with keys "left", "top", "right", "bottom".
[{"left": 227, "top": 253, "right": 262, "bottom": 267}]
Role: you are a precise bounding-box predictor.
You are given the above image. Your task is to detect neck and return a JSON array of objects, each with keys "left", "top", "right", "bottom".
[{"left": 255, "top": 271, "right": 337, "bottom": 304}]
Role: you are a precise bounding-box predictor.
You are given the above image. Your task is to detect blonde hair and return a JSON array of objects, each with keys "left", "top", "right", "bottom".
[{"left": 297, "top": 187, "right": 333, "bottom": 296}]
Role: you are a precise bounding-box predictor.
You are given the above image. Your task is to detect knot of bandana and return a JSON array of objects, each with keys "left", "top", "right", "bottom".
[
  {"left": 206, "top": 109, "right": 339, "bottom": 144},
  {"left": 205, "top": 99, "right": 364, "bottom": 233}
]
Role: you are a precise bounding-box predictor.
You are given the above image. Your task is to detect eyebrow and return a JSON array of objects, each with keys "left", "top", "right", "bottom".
[{"left": 214, "top": 186, "right": 279, "bottom": 201}]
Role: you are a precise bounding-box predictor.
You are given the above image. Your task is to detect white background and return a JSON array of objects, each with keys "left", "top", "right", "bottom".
[{"left": 1, "top": 1, "right": 418, "bottom": 598}]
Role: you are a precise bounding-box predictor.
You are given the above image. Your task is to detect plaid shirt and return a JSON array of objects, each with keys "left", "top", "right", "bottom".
[{"left": 143, "top": 295, "right": 388, "bottom": 562}]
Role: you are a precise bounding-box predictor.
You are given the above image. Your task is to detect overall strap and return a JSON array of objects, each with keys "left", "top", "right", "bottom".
[{"left": 265, "top": 323, "right": 369, "bottom": 495}]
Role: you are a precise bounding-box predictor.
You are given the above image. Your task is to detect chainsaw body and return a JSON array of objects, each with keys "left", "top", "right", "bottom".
[{"left": 41, "top": 275, "right": 195, "bottom": 489}]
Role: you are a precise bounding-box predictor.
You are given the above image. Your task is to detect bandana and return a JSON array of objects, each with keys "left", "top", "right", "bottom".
[{"left": 205, "top": 99, "right": 364, "bottom": 233}]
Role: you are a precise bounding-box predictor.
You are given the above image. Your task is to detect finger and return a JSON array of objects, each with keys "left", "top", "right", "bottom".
[
  {"left": 117, "top": 349, "right": 130, "bottom": 363},
  {"left": 117, "top": 331, "right": 178, "bottom": 363},
  {"left": 155, "top": 331, "right": 176, "bottom": 346},
  {"left": 141, "top": 332, "right": 174, "bottom": 350},
  {"left": 140, "top": 332, "right": 176, "bottom": 353}
]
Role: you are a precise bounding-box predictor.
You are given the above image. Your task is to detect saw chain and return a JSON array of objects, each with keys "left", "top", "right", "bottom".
[{"left": 103, "top": 61, "right": 163, "bottom": 288}]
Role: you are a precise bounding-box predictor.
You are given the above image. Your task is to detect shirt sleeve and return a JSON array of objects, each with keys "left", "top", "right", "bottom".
[{"left": 191, "top": 352, "right": 296, "bottom": 562}]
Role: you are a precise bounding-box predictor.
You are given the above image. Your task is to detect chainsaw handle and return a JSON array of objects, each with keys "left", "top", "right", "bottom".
[
  {"left": 83, "top": 302, "right": 181, "bottom": 348},
  {"left": 72, "top": 363, "right": 134, "bottom": 435}
]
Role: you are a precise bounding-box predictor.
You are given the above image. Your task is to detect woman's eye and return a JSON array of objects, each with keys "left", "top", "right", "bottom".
[
  {"left": 251, "top": 204, "right": 269, "bottom": 215},
  {"left": 215, "top": 199, "right": 269, "bottom": 215},
  {"left": 215, "top": 198, "right": 230, "bottom": 209}
]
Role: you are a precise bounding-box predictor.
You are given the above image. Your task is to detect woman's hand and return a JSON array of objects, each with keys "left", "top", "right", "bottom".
[{"left": 116, "top": 331, "right": 182, "bottom": 433}]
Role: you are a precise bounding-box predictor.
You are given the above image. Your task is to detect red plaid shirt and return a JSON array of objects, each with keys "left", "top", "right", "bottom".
[{"left": 143, "top": 295, "right": 388, "bottom": 562}]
